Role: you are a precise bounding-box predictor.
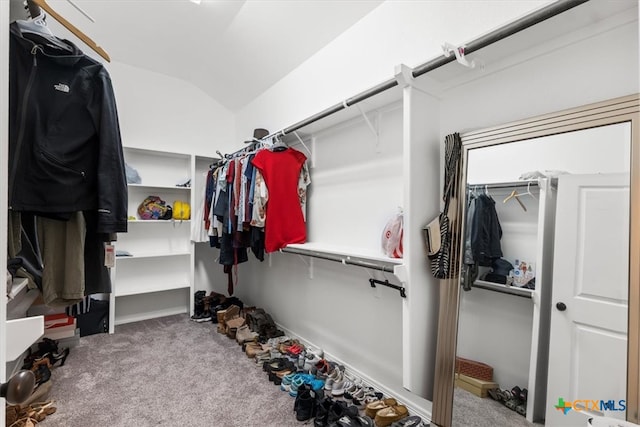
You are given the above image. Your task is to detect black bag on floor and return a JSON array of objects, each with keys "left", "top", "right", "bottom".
[{"left": 75, "top": 298, "right": 109, "bottom": 336}]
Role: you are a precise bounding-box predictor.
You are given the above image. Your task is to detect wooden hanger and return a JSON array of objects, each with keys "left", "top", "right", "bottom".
[
  {"left": 28, "top": 0, "right": 110, "bottom": 62},
  {"left": 503, "top": 189, "right": 527, "bottom": 212}
]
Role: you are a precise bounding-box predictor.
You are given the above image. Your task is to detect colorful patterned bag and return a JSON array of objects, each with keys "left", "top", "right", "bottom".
[{"left": 137, "top": 196, "right": 172, "bottom": 220}]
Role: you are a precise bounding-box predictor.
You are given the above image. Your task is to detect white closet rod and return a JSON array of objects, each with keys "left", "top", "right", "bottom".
[{"left": 258, "top": 0, "right": 587, "bottom": 141}]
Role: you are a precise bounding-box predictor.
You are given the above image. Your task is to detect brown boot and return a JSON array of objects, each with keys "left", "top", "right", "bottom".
[{"left": 216, "top": 309, "right": 228, "bottom": 334}]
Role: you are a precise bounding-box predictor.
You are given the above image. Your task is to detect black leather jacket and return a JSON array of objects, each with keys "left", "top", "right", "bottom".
[{"left": 9, "top": 23, "right": 127, "bottom": 233}]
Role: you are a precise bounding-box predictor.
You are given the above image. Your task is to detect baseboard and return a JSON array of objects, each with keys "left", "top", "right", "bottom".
[
  {"left": 276, "top": 323, "right": 433, "bottom": 424},
  {"left": 114, "top": 307, "right": 188, "bottom": 327}
]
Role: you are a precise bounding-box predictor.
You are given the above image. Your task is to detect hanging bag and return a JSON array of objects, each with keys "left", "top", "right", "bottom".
[
  {"left": 381, "top": 212, "right": 404, "bottom": 259},
  {"left": 424, "top": 133, "right": 462, "bottom": 279}
]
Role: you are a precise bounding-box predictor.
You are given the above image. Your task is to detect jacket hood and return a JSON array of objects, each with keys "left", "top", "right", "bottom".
[{"left": 10, "top": 21, "right": 86, "bottom": 67}]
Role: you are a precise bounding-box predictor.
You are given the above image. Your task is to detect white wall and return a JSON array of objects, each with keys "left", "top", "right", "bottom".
[
  {"left": 439, "top": 14, "right": 640, "bottom": 135},
  {"left": 106, "top": 62, "right": 236, "bottom": 156},
  {"left": 467, "top": 123, "right": 632, "bottom": 183},
  {"left": 235, "top": 0, "right": 552, "bottom": 140}
]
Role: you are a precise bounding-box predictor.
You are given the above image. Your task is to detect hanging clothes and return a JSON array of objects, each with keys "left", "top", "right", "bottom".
[
  {"left": 470, "top": 193, "right": 503, "bottom": 266},
  {"left": 251, "top": 148, "right": 308, "bottom": 252},
  {"left": 8, "top": 22, "right": 126, "bottom": 303}
]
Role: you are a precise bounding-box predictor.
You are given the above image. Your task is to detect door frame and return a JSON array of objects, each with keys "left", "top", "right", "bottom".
[{"left": 431, "top": 93, "right": 640, "bottom": 426}]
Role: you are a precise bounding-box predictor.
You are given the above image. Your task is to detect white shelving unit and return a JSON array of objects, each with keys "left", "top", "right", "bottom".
[{"left": 109, "top": 147, "right": 194, "bottom": 333}]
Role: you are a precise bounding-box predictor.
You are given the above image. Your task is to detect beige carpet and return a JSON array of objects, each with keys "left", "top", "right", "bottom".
[{"left": 43, "top": 314, "right": 304, "bottom": 427}]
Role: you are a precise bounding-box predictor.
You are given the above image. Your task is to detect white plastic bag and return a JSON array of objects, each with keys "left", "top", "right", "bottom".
[{"left": 381, "top": 212, "right": 404, "bottom": 258}]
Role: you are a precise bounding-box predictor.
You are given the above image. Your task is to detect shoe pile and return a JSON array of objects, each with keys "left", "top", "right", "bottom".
[
  {"left": 21, "top": 338, "right": 71, "bottom": 392},
  {"left": 189, "top": 291, "right": 426, "bottom": 426},
  {"left": 488, "top": 385, "right": 528, "bottom": 416},
  {"left": 251, "top": 338, "right": 424, "bottom": 426}
]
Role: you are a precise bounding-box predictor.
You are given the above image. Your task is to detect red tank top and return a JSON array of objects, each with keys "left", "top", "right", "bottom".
[{"left": 251, "top": 148, "right": 307, "bottom": 252}]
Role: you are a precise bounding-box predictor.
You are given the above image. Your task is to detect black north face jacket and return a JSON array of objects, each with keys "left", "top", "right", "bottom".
[{"left": 9, "top": 22, "right": 127, "bottom": 233}]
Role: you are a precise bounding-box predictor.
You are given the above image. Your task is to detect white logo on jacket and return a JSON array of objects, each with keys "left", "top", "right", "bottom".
[{"left": 54, "top": 83, "right": 69, "bottom": 93}]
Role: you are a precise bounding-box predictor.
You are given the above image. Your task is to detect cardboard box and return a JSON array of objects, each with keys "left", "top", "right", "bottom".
[{"left": 455, "top": 373, "right": 498, "bottom": 398}]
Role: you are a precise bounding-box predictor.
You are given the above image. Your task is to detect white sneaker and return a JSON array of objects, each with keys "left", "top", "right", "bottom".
[
  {"left": 324, "top": 368, "right": 342, "bottom": 391},
  {"left": 331, "top": 374, "right": 347, "bottom": 396}
]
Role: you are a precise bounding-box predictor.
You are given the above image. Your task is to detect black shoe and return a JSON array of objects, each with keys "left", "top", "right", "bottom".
[
  {"left": 314, "top": 396, "right": 334, "bottom": 427},
  {"left": 294, "top": 384, "right": 317, "bottom": 422},
  {"left": 191, "top": 309, "right": 212, "bottom": 323},
  {"left": 327, "top": 400, "right": 349, "bottom": 426}
]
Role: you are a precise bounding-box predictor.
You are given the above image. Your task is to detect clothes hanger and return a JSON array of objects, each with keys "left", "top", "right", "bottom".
[
  {"left": 503, "top": 188, "right": 527, "bottom": 211},
  {"left": 27, "top": 0, "right": 111, "bottom": 62},
  {"left": 18, "top": 9, "right": 54, "bottom": 37},
  {"left": 271, "top": 135, "right": 288, "bottom": 152},
  {"left": 524, "top": 181, "right": 537, "bottom": 199},
  {"left": 18, "top": 3, "right": 73, "bottom": 52}
]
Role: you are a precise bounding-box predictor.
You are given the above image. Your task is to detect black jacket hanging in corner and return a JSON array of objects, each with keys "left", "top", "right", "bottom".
[{"left": 8, "top": 22, "right": 127, "bottom": 234}]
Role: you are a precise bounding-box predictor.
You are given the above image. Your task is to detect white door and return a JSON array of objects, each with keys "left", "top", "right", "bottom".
[{"left": 546, "top": 173, "right": 629, "bottom": 426}]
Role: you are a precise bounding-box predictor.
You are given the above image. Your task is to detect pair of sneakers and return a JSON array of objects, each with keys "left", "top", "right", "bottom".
[
  {"left": 324, "top": 366, "right": 350, "bottom": 396},
  {"left": 281, "top": 372, "right": 324, "bottom": 396}
]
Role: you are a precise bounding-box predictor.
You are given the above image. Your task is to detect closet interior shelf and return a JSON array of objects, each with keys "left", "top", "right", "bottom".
[
  {"left": 471, "top": 279, "right": 533, "bottom": 299},
  {"left": 280, "top": 243, "right": 401, "bottom": 273},
  {"left": 115, "top": 283, "right": 190, "bottom": 298}
]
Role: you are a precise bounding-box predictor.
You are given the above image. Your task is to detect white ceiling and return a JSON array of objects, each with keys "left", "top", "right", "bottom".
[{"left": 10, "top": 0, "right": 383, "bottom": 111}]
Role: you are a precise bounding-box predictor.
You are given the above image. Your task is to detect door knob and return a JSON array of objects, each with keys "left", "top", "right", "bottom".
[
  {"left": 0, "top": 370, "right": 35, "bottom": 405},
  {"left": 556, "top": 302, "right": 567, "bottom": 311}
]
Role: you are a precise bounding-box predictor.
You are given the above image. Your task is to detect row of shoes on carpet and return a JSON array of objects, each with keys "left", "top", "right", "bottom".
[
  {"left": 193, "top": 293, "right": 428, "bottom": 427},
  {"left": 254, "top": 338, "right": 427, "bottom": 427}
]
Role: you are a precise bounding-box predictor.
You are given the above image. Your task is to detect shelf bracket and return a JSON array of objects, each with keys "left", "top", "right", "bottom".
[
  {"left": 369, "top": 278, "right": 406, "bottom": 298},
  {"left": 292, "top": 131, "right": 312, "bottom": 159},
  {"left": 355, "top": 104, "right": 380, "bottom": 152}
]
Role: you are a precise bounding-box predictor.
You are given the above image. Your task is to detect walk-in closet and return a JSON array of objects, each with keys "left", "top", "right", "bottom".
[{"left": 2, "top": 1, "right": 639, "bottom": 427}]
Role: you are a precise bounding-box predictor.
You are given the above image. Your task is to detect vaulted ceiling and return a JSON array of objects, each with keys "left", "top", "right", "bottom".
[{"left": 10, "top": 0, "right": 383, "bottom": 111}]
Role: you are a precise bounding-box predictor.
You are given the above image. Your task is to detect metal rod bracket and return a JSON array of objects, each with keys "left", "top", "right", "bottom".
[
  {"left": 369, "top": 278, "right": 406, "bottom": 298},
  {"left": 442, "top": 42, "right": 475, "bottom": 68},
  {"left": 394, "top": 63, "right": 415, "bottom": 88}
]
